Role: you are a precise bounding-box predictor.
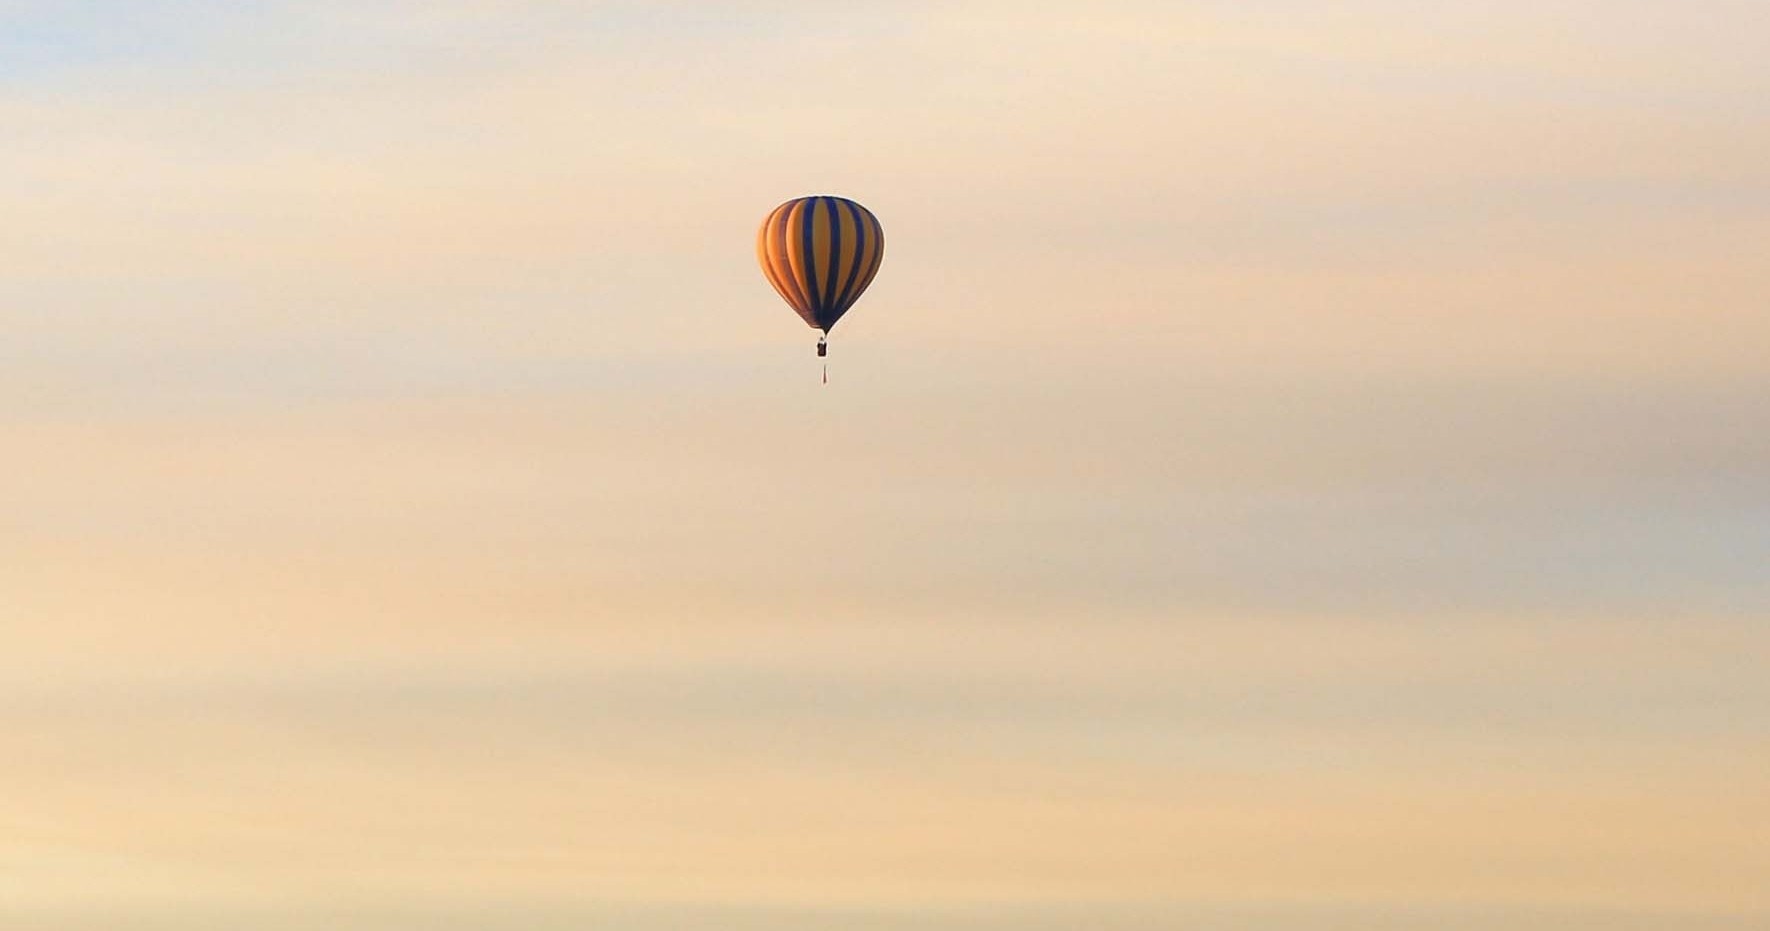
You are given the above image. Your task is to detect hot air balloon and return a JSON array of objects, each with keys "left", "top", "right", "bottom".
[{"left": 757, "top": 195, "right": 884, "bottom": 380}]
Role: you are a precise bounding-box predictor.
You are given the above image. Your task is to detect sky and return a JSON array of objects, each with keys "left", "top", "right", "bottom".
[{"left": 2, "top": 1, "right": 1768, "bottom": 928}]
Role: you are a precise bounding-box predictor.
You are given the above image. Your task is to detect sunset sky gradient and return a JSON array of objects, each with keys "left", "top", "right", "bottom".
[{"left": 3, "top": 2, "right": 1768, "bottom": 928}]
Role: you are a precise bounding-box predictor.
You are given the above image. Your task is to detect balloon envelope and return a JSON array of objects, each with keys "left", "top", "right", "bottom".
[{"left": 757, "top": 195, "right": 884, "bottom": 333}]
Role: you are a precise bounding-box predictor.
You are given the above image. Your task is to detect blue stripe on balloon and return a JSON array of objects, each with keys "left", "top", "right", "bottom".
[
  {"left": 799, "top": 197, "right": 822, "bottom": 320},
  {"left": 822, "top": 197, "right": 842, "bottom": 314}
]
